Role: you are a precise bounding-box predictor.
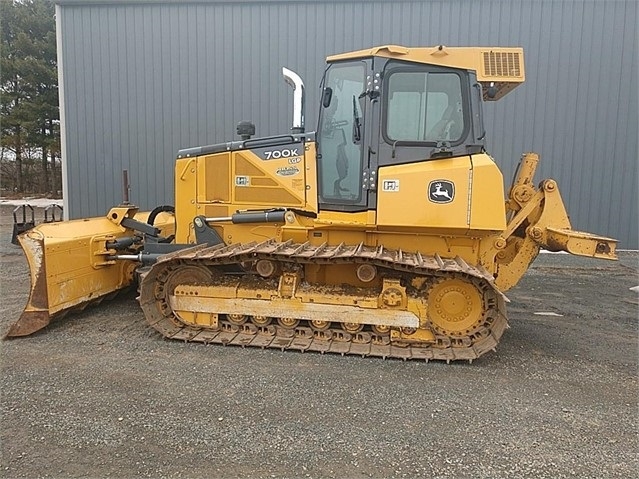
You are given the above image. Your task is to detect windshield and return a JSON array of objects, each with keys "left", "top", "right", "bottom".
[
  {"left": 317, "top": 62, "right": 365, "bottom": 204},
  {"left": 386, "top": 71, "right": 464, "bottom": 143}
]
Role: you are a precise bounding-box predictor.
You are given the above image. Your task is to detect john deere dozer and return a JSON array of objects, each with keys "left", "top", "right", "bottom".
[{"left": 7, "top": 45, "right": 617, "bottom": 362}]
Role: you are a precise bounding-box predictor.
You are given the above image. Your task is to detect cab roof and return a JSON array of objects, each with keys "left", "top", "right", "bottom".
[{"left": 327, "top": 45, "right": 525, "bottom": 101}]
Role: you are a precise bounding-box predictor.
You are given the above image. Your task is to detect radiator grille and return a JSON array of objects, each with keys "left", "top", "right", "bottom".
[{"left": 482, "top": 51, "right": 522, "bottom": 77}]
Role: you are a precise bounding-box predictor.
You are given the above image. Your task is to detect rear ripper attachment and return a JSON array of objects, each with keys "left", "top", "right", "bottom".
[{"left": 138, "top": 241, "right": 508, "bottom": 362}]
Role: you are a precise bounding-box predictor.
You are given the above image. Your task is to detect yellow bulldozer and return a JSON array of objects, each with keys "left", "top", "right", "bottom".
[{"left": 7, "top": 45, "right": 617, "bottom": 362}]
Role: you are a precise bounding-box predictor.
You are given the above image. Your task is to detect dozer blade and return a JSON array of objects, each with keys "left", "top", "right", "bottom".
[{"left": 6, "top": 211, "right": 171, "bottom": 338}]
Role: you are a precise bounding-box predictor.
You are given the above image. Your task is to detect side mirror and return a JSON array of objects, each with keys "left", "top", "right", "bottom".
[{"left": 322, "top": 87, "right": 333, "bottom": 108}]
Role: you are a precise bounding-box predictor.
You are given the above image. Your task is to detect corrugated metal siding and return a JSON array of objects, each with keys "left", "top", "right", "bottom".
[{"left": 57, "top": 0, "right": 638, "bottom": 247}]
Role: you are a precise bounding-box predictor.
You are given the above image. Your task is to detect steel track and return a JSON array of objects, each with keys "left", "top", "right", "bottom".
[{"left": 138, "top": 240, "right": 509, "bottom": 362}]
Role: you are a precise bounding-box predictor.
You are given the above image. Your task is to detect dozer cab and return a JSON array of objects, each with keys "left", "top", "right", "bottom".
[{"left": 7, "top": 45, "right": 617, "bottom": 362}]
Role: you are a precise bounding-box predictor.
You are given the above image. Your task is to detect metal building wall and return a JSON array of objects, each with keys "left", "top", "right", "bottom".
[{"left": 56, "top": 0, "right": 638, "bottom": 248}]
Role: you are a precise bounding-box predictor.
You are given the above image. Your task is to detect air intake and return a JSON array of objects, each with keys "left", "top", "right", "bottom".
[{"left": 482, "top": 51, "right": 522, "bottom": 78}]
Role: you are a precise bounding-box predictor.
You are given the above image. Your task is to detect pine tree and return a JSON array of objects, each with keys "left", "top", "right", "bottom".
[{"left": 0, "top": 0, "right": 59, "bottom": 194}]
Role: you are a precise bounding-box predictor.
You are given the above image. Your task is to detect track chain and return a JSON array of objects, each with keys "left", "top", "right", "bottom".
[{"left": 138, "top": 240, "right": 508, "bottom": 362}]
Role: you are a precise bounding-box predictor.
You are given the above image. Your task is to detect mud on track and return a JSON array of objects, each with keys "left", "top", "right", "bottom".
[{"left": 1, "top": 205, "right": 637, "bottom": 478}]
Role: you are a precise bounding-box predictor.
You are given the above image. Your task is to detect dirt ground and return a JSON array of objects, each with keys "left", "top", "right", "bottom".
[{"left": 0, "top": 205, "right": 637, "bottom": 479}]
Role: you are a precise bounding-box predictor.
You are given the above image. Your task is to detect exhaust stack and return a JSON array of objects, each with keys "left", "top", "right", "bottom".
[{"left": 282, "top": 67, "right": 305, "bottom": 134}]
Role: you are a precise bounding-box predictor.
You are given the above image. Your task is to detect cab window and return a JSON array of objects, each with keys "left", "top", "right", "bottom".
[{"left": 386, "top": 71, "right": 465, "bottom": 144}]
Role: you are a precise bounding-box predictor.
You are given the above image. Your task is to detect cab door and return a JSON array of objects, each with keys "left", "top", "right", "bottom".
[
  {"left": 372, "top": 60, "right": 477, "bottom": 231},
  {"left": 316, "top": 60, "right": 373, "bottom": 213}
]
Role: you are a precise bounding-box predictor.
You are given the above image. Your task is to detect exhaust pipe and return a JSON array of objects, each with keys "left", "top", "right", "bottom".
[{"left": 282, "top": 67, "right": 305, "bottom": 134}]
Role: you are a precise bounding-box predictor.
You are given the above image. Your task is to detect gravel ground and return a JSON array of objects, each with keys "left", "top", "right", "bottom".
[{"left": 0, "top": 205, "right": 637, "bottom": 479}]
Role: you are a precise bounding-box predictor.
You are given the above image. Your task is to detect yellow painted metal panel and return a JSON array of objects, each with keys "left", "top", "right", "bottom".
[
  {"left": 469, "top": 154, "right": 507, "bottom": 231},
  {"left": 377, "top": 157, "right": 471, "bottom": 230},
  {"left": 315, "top": 210, "right": 372, "bottom": 228},
  {"left": 197, "top": 153, "right": 231, "bottom": 203},
  {"left": 231, "top": 150, "right": 305, "bottom": 207},
  {"left": 303, "top": 140, "right": 318, "bottom": 213},
  {"left": 174, "top": 157, "right": 198, "bottom": 244}
]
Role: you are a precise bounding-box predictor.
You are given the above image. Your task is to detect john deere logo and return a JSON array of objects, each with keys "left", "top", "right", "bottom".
[{"left": 428, "top": 180, "right": 454, "bottom": 203}]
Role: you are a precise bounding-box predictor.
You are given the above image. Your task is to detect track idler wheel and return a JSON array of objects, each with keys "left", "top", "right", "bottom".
[{"left": 154, "top": 263, "right": 216, "bottom": 324}]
